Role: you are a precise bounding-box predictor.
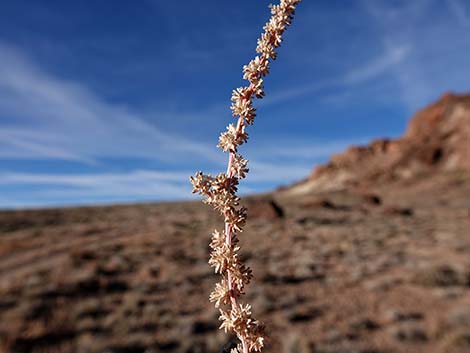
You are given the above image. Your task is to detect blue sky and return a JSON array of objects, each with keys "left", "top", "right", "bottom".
[{"left": 0, "top": 0, "right": 469, "bottom": 208}]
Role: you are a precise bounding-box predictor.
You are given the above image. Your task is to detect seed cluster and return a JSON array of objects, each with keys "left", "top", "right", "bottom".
[{"left": 190, "top": 1, "right": 301, "bottom": 352}]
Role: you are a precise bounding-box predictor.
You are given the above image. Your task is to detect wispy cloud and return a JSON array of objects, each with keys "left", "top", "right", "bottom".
[
  {"left": 361, "top": 0, "right": 470, "bottom": 110},
  {"left": 0, "top": 163, "right": 305, "bottom": 208},
  {"left": 246, "top": 137, "right": 371, "bottom": 184},
  {"left": 0, "top": 170, "right": 191, "bottom": 186},
  {"left": 262, "top": 44, "right": 411, "bottom": 106},
  {"left": 342, "top": 45, "right": 411, "bottom": 85},
  {"left": 246, "top": 161, "right": 311, "bottom": 184},
  {"left": 0, "top": 41, "right": 372, "bottom": 208},
  {"left": 362, "top": 0, "right": 432, "bottom": 23},
  {"left": 0, "top": 170, "right": 193, "bottom": 207},
  {"left": 0, "top": 128, "right": 98, "bottom": 164},
  {"left": 0, "top": 42, "right": 222, "bottom": 165},
  {"left": 0, "top": 137, "right": 361, "bottom": 208},
  {"left": 249, "top": 138, "right": 369, "bottom": 161},
  {"left": 447, "top": 0, "right": 470, "bottom": 26}
]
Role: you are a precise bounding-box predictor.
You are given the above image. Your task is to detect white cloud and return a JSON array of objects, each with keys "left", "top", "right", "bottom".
[
  {"left": 0, "top": 43, "right": 223, "bottom": 165},
  {"left": 367, "top": 0, "right": 432, "bottom": 20},
  {"left": 249, "top": 138, "right": 369, "bottom": 161},
  {"left": 343, "top": 45, "right": 411, "bottom": 85},
  {"left": 0, "top": 164, "right": 306, "bottom": 208},
  {"left": 0, "top": 137, "right": 361, "bottom": 208},
  {"left": 247, "top": 161, "right": 311, "bottom": 183},
  {"left": 0, "top": 42, "right": 364, "bottom": 208},
  {"left": 0, "top": 170, "right": 191, "bottom": 186},
  {"left": 447, "top": 0, "right": 470, "bottom": 26},
  {"left": 361, "top": 0, "right": 470, "bottom": 110},
  {"left": 0, "top": 170, "right": 193, "bottom": 207},
  {"left": 262, "top": 45, "right": 411, "bottom": 106},
  {"left": 246, "top": 138, "right": 371, "bottom": 184}
]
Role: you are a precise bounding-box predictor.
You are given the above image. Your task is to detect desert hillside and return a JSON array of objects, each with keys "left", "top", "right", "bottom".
[
  {"left": 288, "top": 93, "right": 470, "bottom": 194},
  {"left": 1, "top": 94, "right": 470, "bottom": 353}
]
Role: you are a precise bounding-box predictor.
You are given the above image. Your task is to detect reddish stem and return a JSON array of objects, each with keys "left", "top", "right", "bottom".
[
  {"left": 223, "top": 70, "right": 264, "bottom": 353},
  {"left": 224, "top": 107, "right": 252, "bottom": 353}
]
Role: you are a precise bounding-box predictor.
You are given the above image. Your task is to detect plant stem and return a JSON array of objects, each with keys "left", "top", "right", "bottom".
[{"left": 225, "top": 113, "right": 250, "bottom": 353}]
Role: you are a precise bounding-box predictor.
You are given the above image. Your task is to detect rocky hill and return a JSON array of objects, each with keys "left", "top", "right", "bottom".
[{"left": 288, "top": 93, "right": 470, "bottom": 194}]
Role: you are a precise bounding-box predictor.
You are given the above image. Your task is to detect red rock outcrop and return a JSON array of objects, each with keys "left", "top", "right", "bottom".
[{"left": 293, "top": 93, "right": 470, "bottom": 192}]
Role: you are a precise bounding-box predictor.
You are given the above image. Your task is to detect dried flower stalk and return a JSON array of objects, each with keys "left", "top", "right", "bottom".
[{"left": 190, "top": 1, "right": 301, "bottom": 352}]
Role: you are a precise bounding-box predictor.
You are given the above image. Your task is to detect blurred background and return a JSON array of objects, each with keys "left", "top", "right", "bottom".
[{"left": 1, "top": 0, "right": 469, "bottom": 208}]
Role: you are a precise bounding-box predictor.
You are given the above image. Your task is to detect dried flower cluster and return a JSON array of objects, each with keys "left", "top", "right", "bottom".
[{"left": 190, "top": 1, "right": 301, "bottom": 352}]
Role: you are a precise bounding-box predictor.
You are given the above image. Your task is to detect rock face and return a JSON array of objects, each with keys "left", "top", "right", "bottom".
[{"left": 293, "top": 93, "right": 470, "bottom": 192}]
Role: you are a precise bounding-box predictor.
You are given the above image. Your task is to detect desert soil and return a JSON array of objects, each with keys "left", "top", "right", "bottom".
[{"left": 1, "top": 170, "right": 470, "bottom": 353}]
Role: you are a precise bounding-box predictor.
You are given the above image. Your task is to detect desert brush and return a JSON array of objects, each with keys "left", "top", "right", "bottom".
[{"left": 190, "top": 1, "right": 301, "bottom": 352}]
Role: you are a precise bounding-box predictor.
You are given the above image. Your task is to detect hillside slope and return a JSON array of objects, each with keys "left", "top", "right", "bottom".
[{"left": 288, "top": 93, "right": 470, "bottom": 194}]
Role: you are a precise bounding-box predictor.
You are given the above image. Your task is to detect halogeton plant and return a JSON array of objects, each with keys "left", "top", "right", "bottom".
[{"left": 190, "top": 1, "right": 301, "bottom": 352}]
